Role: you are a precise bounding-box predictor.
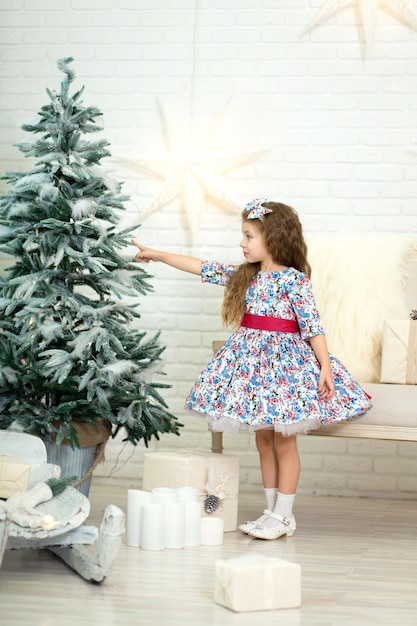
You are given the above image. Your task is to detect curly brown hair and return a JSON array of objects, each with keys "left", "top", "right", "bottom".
[{"left": 221, "top": 201, "right": 311, "bottom": 328}]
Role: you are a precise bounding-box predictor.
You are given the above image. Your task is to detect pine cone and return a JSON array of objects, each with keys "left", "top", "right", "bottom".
[{"left": 203, "top": 494, "right": 220, "bottom": 514}]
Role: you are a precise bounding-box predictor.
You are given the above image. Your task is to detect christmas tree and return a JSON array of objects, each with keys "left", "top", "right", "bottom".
[{"left": 0, "top": 57, "right": 182, "bottom": 449}]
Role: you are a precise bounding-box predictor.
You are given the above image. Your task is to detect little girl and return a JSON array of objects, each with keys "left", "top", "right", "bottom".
[{"left": 133, "top": 199, "right": 372, "bottom": 541}]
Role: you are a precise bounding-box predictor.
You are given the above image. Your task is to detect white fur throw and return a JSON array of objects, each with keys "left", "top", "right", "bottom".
[{"left": 306, "top": 234, "right": 417, "bottom": 383}]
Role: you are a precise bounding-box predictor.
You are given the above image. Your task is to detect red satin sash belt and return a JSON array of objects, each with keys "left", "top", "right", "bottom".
[{"left": 241, "top": 313, "right": 299, "bottom": 333}]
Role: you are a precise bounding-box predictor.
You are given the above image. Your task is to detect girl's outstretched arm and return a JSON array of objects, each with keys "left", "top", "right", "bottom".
[
  {"left": 309, "top": 334, "right": 335, "bottom": 401},
  {"left": 132, "top": 239, "right": 202, "bottom": 275}
]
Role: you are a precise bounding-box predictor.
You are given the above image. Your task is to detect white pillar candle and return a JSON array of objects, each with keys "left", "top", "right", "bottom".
[
  {"left": 164, "top": 501, "right": 186, "bottom": 549},
  {"left": 126, "top": 489, "right": 154, "bottom": 548},
  {"left": 152, "top": 487, "right": 176, "bottom": 504},
  {"left": 184, "top": 501, "right": 202, "bottom": 547},
  {"left": 175, "top": 486, "right": 198, "bottom": 502},
  {"left": 140, "top": 503, "right": 165, "bottom": 551},
  {"left": 201, "top": 517, "right": 224, "bottom": 546}
]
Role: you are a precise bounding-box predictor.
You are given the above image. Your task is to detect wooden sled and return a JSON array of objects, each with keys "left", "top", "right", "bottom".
[{"left": 0, "top": 431, "right": 125, "bottom": 583}]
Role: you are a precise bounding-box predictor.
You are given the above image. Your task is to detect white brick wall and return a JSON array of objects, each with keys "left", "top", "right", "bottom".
[{"left": 1, "top": 0, "right": 416, "bottom": 499}]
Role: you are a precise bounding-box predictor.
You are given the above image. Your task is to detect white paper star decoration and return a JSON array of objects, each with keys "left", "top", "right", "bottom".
[
  {"left": 308, "top": 0, "right": 417, "bottom": 53},
  {"left": 122, "top": 99, "right": 267, "bottom": 241}
]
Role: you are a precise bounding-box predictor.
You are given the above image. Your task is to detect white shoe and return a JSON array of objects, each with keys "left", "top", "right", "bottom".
[
  {"left": 238, "top": 509, "right": 272, "bottom": 535},
  {"left": 249, "top": 512, "right": 296, "bottom": 540}
]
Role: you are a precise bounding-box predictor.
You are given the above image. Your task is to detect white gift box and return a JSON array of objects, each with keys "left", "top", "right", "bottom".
[
  {"left": 380, "top": 319, "right": 417, "bottom": 384},
  {"left": 142, "top": 451, "right": 239, "bottom": 531},
  {"left": 0, "top": 454, "right": 31, "bottom": 499},
  {"left": 214, "top": 553, "right": 301, "bottom": 612}
]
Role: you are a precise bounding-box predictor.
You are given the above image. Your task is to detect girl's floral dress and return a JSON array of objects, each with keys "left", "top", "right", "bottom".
[{"left": 185, "top": 261, "right": 372, "bottom": 435}]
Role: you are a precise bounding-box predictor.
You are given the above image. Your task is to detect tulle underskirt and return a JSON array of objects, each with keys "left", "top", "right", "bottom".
[{"left": 186, "top": 408, "right": 360, "bottom": 437}]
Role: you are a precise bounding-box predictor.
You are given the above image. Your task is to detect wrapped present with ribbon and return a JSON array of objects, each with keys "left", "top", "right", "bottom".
[
  {"left": 214, "top": 553, "right": 301, "bottom": 612},
  {"left": 0, "top": 455, "right": 31, "bottom": 499},
  {"left": 142, "top": 451, "right": 239, "bottom": 531},
  {"left": 380, "top": 314, "right": 417, "bottom": 384}
]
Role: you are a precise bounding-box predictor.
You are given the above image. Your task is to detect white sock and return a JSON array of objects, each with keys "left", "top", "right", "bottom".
[
  {"left": 274, "top": 492, "right": 296, "bottom": 518},
  {"left": 264, "top": 492, "right": 296, "bottom": 528},
  {"left": 264, "top": 488, "right": 278, "bottom": 511}
]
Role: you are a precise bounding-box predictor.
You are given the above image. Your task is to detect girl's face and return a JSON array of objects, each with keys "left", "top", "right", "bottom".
[{"left": 240, "top": 220, "right": 272, "bottom": 267}]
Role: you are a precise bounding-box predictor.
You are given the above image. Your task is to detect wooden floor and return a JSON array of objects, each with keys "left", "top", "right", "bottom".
[{"left": 1, "top": 484, "right": 416, "bottom": 626}]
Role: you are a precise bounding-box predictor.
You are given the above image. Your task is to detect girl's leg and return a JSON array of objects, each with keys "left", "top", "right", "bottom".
[
  {"left": 271, "top": 433, "right": 299, "bottom": 521},
  {"left": 256, "top": 429, "right": 279, "bottom": 510},
  {"left": 238, "top": 429, "right": 277, "bottom": 534},
  {"left": 274, "top": 433, "right": 300, "bottom": 495},
  {"left": 256, "top": 429, "right": 279, "bottom": 489},
  {"left": 250, "top": 434, "right": 299, "bottom": 539}
]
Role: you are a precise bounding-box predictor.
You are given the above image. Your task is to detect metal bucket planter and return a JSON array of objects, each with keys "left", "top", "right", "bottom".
[
  {"left": 44, "top": 441, "right": 98, "bottom": 496},
  {"left": 44, "top": 420, "right": 112, "bottom": 497}
]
